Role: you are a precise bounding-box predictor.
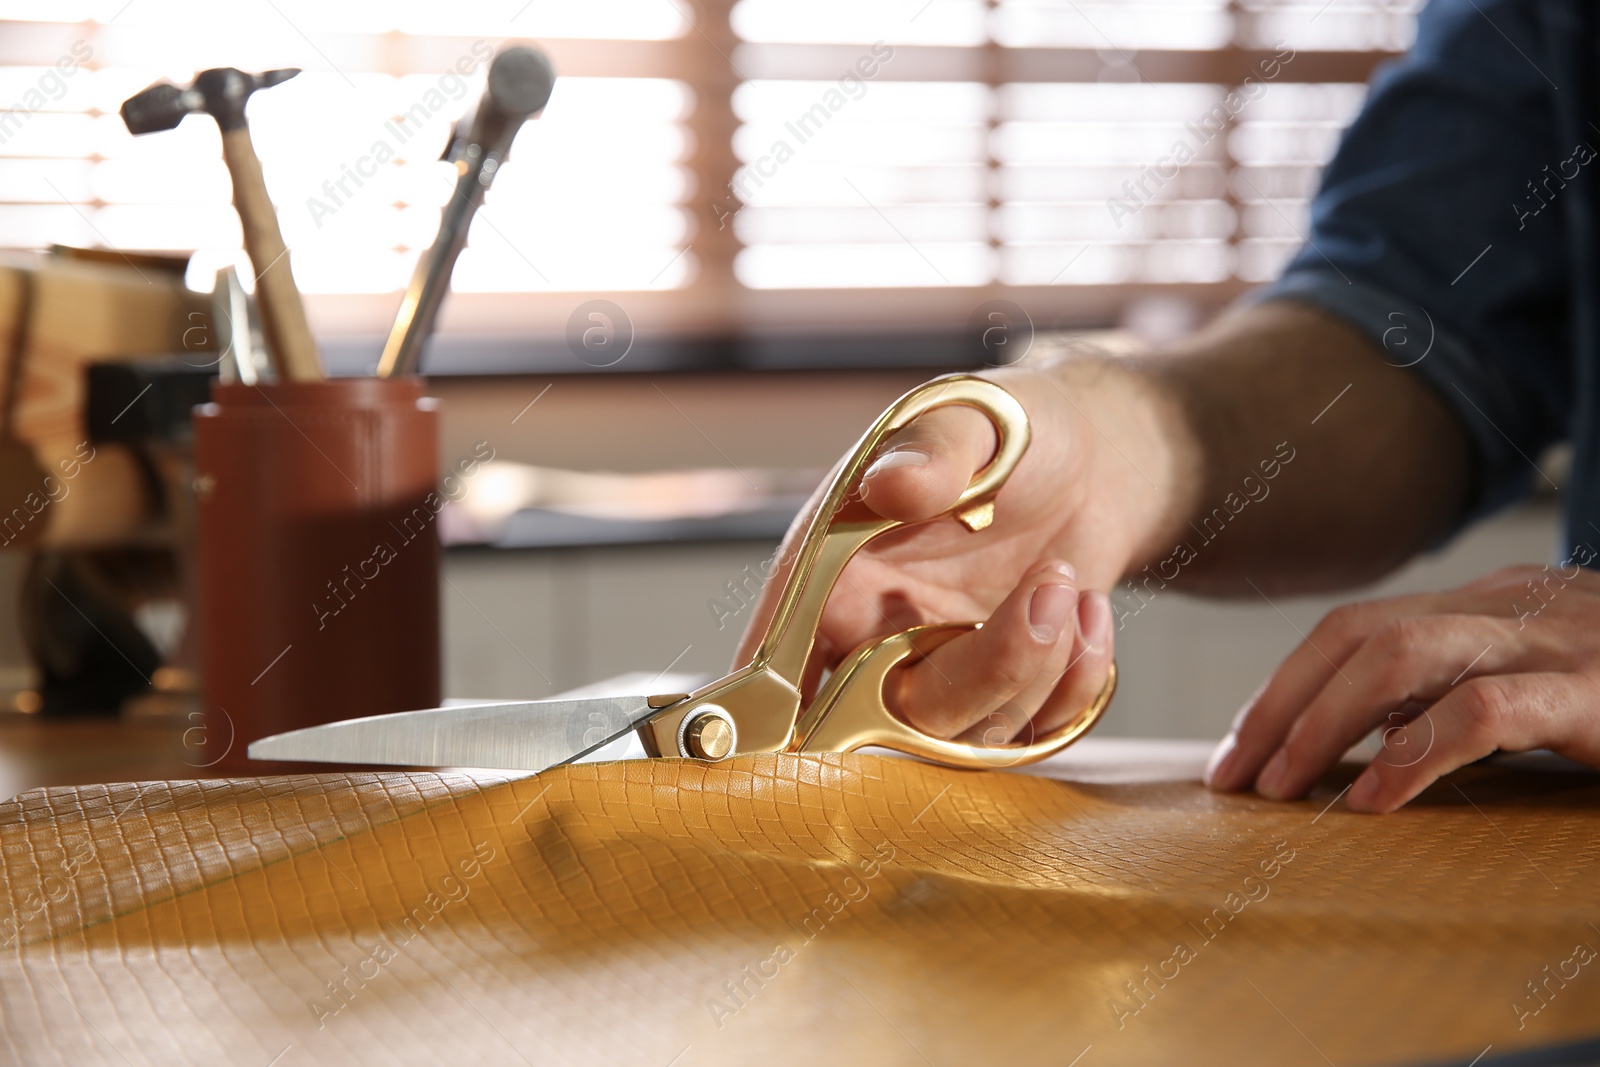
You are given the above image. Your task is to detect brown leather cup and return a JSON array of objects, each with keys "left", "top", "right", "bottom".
[{"left": 193, "top": 378, "right": 440, "bottom": 773}]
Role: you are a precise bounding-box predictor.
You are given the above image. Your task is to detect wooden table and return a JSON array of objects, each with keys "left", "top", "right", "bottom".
[{"left": 0, "top": 713, "right": 225, "bottom": 800}]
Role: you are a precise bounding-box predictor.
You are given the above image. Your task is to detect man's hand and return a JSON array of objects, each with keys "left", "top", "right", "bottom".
[
  {"left": 733, "top": 363, "right": 1190, "bottom": 745},
  {"left": 1206, "top": 565, "right": 1600, "bottom": 812},
  {"left": 734, "top": 301, "right": 1478, "bottom": 770}
]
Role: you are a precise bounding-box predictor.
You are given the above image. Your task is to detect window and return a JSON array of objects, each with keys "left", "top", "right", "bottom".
[{"left": 0, "top": 0, "right": 1416, "bottom": 366}]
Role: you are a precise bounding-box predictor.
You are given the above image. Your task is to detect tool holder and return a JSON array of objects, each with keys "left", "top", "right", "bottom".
[{"left": 193, "top": 378, "right": 439, "bottom": 771}]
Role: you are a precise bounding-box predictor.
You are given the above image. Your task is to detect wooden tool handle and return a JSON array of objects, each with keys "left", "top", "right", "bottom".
[{"left": 220, "top": 127, "right": 322, "bottom": 382}]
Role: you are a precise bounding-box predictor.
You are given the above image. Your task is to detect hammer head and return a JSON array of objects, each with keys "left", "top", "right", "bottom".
[{"left": 120, "top": 67, "right": 300, "bottom": 135}]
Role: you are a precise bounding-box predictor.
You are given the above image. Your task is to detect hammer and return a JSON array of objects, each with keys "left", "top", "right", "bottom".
[
  {"left": 376, "top": 46, "right": 555, "bottom": 378},
  {"left": 121, "top": 68, "right": 323, "bottom": 382}
]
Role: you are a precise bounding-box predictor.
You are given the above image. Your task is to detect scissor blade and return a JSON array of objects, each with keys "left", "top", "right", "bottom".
[{"left": 246, "top": 695, "right": 660, "bottom": 770}]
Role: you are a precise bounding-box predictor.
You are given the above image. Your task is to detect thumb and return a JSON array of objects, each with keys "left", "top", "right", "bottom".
[
  {"left": 859, "top": 406, "right": 998, "bottom": 523},
  {"left": 731, "top": 404, "right": 997, "bottom": 670}
]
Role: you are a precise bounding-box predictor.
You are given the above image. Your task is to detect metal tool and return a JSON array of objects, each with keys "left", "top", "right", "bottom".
[
  {"left": 210, "top": 266, "right": 270, "bottom": 385},
  {"left": 251, "top": 375, "right": 1117, "bottom": 771},
  {"left": 375, "top": 45, "right": 556, "bottom": 379},
  {"left": 121, "top": 68, "right": 324, "bottom": 382}
]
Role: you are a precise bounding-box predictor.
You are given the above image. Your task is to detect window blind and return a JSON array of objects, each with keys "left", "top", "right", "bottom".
[{"left": 0, "top": 0, "right": 1417, "bottom": 350}]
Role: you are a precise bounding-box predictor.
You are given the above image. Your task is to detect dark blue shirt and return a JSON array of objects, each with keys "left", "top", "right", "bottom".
[{"left": 1255, "top": 0, "right": 1597, "bottom": 562}]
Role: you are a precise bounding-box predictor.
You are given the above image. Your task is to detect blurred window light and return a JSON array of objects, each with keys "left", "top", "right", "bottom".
[
  {"left": 731, "top": 0, "right": 987, "bottom": 46},
  {"left": 0, "top": 1, "right": 688, "bottom": 39},
  {"left": 1236, "top": 0, "right": 1424, "bottom": 51},
  {"left": 0, "top": 2, "right": 1411, "bottom": 320},
  {"left": 0, "top": 19, "right": 694, "bottom": 297},
  {"left": 990, "top": 1, "right": 1233, "bottom": 50}
]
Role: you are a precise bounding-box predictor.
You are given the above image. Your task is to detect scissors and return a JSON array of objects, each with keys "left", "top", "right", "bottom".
[{"left": 249, "top": 375, "right": 1116, "bottom": 772}]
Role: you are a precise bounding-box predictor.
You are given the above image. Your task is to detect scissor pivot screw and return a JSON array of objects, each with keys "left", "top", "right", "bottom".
[{"left": 679, "top": 706, "right": 737, "bottom": 761}]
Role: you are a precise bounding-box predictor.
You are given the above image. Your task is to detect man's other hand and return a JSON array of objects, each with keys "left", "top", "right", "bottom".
[{"left": 1207, "top": 565, "right": 1600, "bottom": 812}]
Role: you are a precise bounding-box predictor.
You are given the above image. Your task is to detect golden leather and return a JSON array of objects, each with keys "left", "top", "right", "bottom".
[{"left": 3, "top": 750, "right": 1599, "bottom": 1065}]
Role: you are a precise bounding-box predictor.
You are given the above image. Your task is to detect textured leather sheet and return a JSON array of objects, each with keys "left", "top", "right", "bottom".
[{"left": 2, "top": 750, "right": 1598, "bottom": 1066}]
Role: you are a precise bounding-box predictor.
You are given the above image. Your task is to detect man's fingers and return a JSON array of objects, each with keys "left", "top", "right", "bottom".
[
  {"left": 1457, "top": 563, "right": 1560, "bottom": 594},
  {"left": 954, "top": 589, "right": 1115, "bottom": 747},
  {"left": 894, "top": 561, "right": 1080, "bottom": 739},
  {"left": 1029, "top": 590, "right": 1115, "bottom": 736},
  {"left": 731, "top": 405, "right": 996, "bottom": 669},
  {"left": 859, "top": 406, "right": 998, "bottom": 524},
  {"left": 1346, "top": 672, "right": 1600, "bottom": 813},
  {"left": 1207, "top": 593, "right": 1466, "bottom": 792},
  {"left": 1250, "top": 615, "right": 1515, "bottom": 800}
]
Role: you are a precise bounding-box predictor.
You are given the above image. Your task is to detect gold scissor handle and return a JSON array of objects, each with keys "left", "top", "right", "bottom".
[
  {"left": 753, "top": 373, "right": 1032, "bottom": 689},
  {"left": 638, "top": 373, "right": 1116, "bottom": 764},
  {"left": 792, "top": 623, "right": 1116, "bottom": 768}
]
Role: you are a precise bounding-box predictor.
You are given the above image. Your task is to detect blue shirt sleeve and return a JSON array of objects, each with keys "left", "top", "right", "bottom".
[{"left": 1249, "top": 0, "right": 1580, "bottom": 524}]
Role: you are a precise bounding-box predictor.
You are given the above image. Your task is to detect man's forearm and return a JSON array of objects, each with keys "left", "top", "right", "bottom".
[{"left": 1097, "top": 299, "right": 1475, "bottom": 596}]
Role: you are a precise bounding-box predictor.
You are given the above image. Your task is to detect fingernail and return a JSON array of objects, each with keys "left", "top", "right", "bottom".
[
  {"left": 1205, "top": 732, "right": 1238, "bottom": 789},
  {"left": 864, "top": 448, "right": 930, "bottom": 479},
  {"left": 1028, "top": 582, "right": 1076, "bottom": 642},
  {"left": 1079, "top": 589, "right": 1112, "bottom": 645},
  {"left": 1346, "top": 768, "right": 1380, "bottom": 811},
  {"left": 1256, "top": 747, "right": 1291, "bottom": 799}
]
